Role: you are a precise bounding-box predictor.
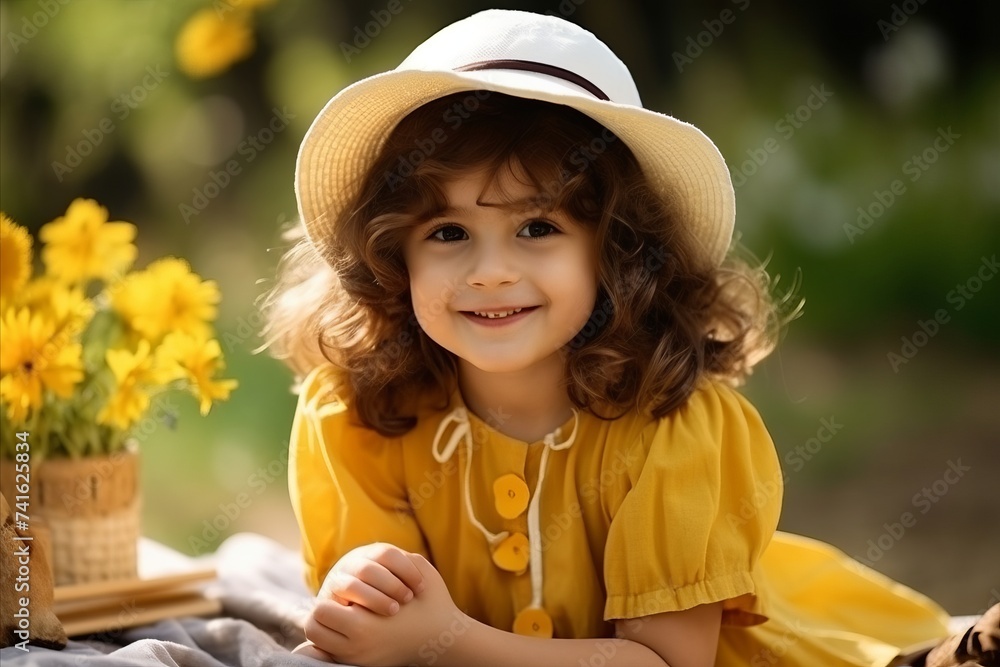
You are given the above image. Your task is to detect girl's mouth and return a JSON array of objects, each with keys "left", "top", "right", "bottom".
[{"left": 461, "top": 306, "right": 538, "bottom": 326}]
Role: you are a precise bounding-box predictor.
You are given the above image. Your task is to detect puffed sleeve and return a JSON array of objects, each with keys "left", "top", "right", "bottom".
[
  {"left": 603, "top": 382, "right": 782, "bottom": 625},
  {"left": 288, "top": 364, "right": 428, "bottom": 593}
]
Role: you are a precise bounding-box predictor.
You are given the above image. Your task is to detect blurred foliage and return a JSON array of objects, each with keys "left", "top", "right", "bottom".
[
  {"left": 0, "top": 0, "right": 997, "bottom": 608},
  {"left": 2, "top": 1, "right": 997, "bottom": 342}
]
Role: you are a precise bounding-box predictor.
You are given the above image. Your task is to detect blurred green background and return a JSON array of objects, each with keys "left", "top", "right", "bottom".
[{"left": 1, "top": 0, "right": 996, "bottom": 613}]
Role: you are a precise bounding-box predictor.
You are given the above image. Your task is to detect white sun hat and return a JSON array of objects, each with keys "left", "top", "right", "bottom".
[{"left": 295, "top": 8, "right": 735, "bottom": 270}]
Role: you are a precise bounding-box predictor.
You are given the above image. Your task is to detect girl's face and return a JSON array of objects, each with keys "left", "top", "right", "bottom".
[{"left": 402, "top": 168, "right": 598, "bottom": 375}]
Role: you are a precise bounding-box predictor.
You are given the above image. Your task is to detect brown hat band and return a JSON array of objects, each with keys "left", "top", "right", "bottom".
[{"left": 454, "top": 59, "right": 611, "bottom": 101}]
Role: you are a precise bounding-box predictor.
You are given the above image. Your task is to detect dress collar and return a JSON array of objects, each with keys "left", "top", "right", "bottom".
[
  {"left": 428, "top": 387, "right": 579, "bottom": 639},
  {"left": 435, "top": 386, "right": 581, "bottom": 455}
]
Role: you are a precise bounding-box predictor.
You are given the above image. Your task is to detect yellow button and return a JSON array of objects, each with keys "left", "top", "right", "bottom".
[
  {"left": 491, "top": 532, "right": 530, "bottom": 573},
  {"left": 513, "top": 606, "right": 553, "bottom": 638},
  {"left": 493, "top": 473, "right": 530, "bottom": 519}
]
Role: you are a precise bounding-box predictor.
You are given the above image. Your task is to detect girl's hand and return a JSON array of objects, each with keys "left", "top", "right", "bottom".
[
  {"left": 304, "top": 553, "right": 470, "bottom": 666},
  {"left": 289, "top": 640, "right": 337, "bottom": 662},
  {"left": 318, "top": 542, "right": 425, "bottom": 616}
]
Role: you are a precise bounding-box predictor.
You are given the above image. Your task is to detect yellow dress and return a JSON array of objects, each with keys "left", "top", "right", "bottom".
[{"left": 288, "top": 365, "right": 950, "bottom": 666}]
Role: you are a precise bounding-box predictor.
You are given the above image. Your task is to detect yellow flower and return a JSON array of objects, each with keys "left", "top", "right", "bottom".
[
  {"left": 39, "top": 199, "right": 137, "bottom": 285},
  {"left": 47, "top": 283, "right": 94, "bottom": 336},
  {"left": 0, "top": 213, "right": 32, "bottom": 304},
  {"left": 0, "top": 308, "right": 84, "bottom": 423},
  {"left": 176, "top": 8, "right": 255, "bottom": 78},
  {"left": 19, "top": 278, "right": 94, "bottom": 337},
  {"left": 19, "top": 276, "right": 57, "bottom": 312},
  {"left": 217, "top": 0, "right": 276, "bottom": 10},
  {"left": 112, "top": 258, "right": 220, "bottom": 344},
  {"left": 97, "top": 340, "right": 177, "bottom": 431},
  {"left": 160, "top": 332, "right": 238, "bottom": 415}
]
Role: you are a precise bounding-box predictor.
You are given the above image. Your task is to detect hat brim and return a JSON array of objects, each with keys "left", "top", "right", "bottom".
[{"left": 295, "top": 68, "right": 734, "bottom": 269}]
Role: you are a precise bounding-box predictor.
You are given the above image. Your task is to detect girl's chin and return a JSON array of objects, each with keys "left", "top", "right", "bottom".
[
  {"left": 466, "top": 359, "right": 536, "bottom": 374},
  {"left": 456, "top": 350, "right": 564, "bottom": 376}
]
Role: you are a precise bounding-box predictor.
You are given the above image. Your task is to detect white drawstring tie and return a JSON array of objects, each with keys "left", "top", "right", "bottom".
[
  {"left": 431, "top": 402, "right": 579, "bottom": 626},
  {"left": 432, "top": 407, "right": 508, "bottom": 547}
]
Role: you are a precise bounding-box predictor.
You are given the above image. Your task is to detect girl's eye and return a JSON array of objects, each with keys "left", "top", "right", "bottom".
[
  {"left": 428, "top": 224, "right": 467, "bottom": 242},
  {"left": 517, "top": 220, "right": 559, "bottom": 239}
]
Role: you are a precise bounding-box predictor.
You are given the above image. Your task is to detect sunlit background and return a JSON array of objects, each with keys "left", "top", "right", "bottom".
[{"left": 1, "top": 0, "right": 997, "bottom": 613}]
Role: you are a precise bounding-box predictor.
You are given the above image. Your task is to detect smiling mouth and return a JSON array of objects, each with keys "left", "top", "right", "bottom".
[
  {"left": 464, "top": 306, "right": 538, "bottom": 320},
  {"left": 473, "top": 308, "right": 523, "bottom": 319}
]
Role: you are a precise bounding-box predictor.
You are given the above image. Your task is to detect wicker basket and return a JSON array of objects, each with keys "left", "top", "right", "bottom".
[{"left": 0, "top": 444, "right": 140, "bottom": 585}]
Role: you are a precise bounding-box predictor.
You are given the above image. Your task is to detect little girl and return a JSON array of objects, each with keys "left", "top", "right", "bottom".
[{"left": 264, "top": 9, "right": 983, "bottom": 667}]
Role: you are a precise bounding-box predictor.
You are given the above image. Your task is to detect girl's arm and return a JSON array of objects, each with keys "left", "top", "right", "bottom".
[
  {"left": 441, "top": 604, "right": 722, "bottom": 667},
  {"left": 304, "top": 553, "right": 722, "bottom": 667}
]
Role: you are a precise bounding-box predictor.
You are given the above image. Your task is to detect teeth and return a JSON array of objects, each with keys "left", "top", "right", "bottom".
[{"left": 474, "top": 308, "right": 524, "bottom": 319}]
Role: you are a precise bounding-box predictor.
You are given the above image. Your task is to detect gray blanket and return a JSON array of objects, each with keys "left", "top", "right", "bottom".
[
  {"left": 0, "top": 533, "right": 352, "bottom": 666},
  {"left": 1, "top": 534, "right": 975, "bottom": 666}
]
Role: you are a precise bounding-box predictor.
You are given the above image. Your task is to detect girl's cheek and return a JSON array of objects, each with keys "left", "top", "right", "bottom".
[{"left": 410, "top": 280, "right": 454, "bottom": 326}]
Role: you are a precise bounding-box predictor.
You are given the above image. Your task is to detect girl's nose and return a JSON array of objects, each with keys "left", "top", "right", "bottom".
[{"left": 466, "top": 243, "right": 520, "bottom": 289}]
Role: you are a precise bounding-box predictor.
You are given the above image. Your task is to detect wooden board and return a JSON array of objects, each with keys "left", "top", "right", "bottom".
[
  {"left": 54, "top": 570, "right": 221, "bottom": 637},
  {"left": 54, "top": 581, "right": 215, "bottom": 617},
  {"left": 53, "top": 568, "right": 217, "bottom": 604},
  {"left": 53, "top": 538, "right": 221, "bottom": 637},
  {"left": 58, "top": 594, "right": 221, "bottom": 637}
]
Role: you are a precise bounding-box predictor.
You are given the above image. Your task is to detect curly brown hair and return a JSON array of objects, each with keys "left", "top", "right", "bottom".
[{"left": 262, "top": 92, "right": 787, "bottom": 436}]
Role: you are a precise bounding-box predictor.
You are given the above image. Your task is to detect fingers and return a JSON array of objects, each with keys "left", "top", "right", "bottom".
[
  {"left": 407, "top": 551, "right": 431, "bottom": 571},
  {"left": 372, "top": 544, "right": 426, "bottom": 597},
  {"left": 327, "top": 567, "right": 406, "bottom": 616},
  {"left": 303, "top": 601, "right": 352, "bottom": 657},
  {"left": 322, "top": 543, "right": 428, "bottom": 616},
  {"left": 290, "top": 641, "right": 337, "bottom": 662},
  {"left": 406, "top": 551, "right": 437, "bottom": 580}
]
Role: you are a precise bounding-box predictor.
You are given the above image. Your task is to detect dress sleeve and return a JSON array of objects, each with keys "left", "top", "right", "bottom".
[
  {"left": 287, "top": 365, "right": 428, "bottom": 594},
  {"left": 603, "top": 382, "right": 782, "bottom": 624}
]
